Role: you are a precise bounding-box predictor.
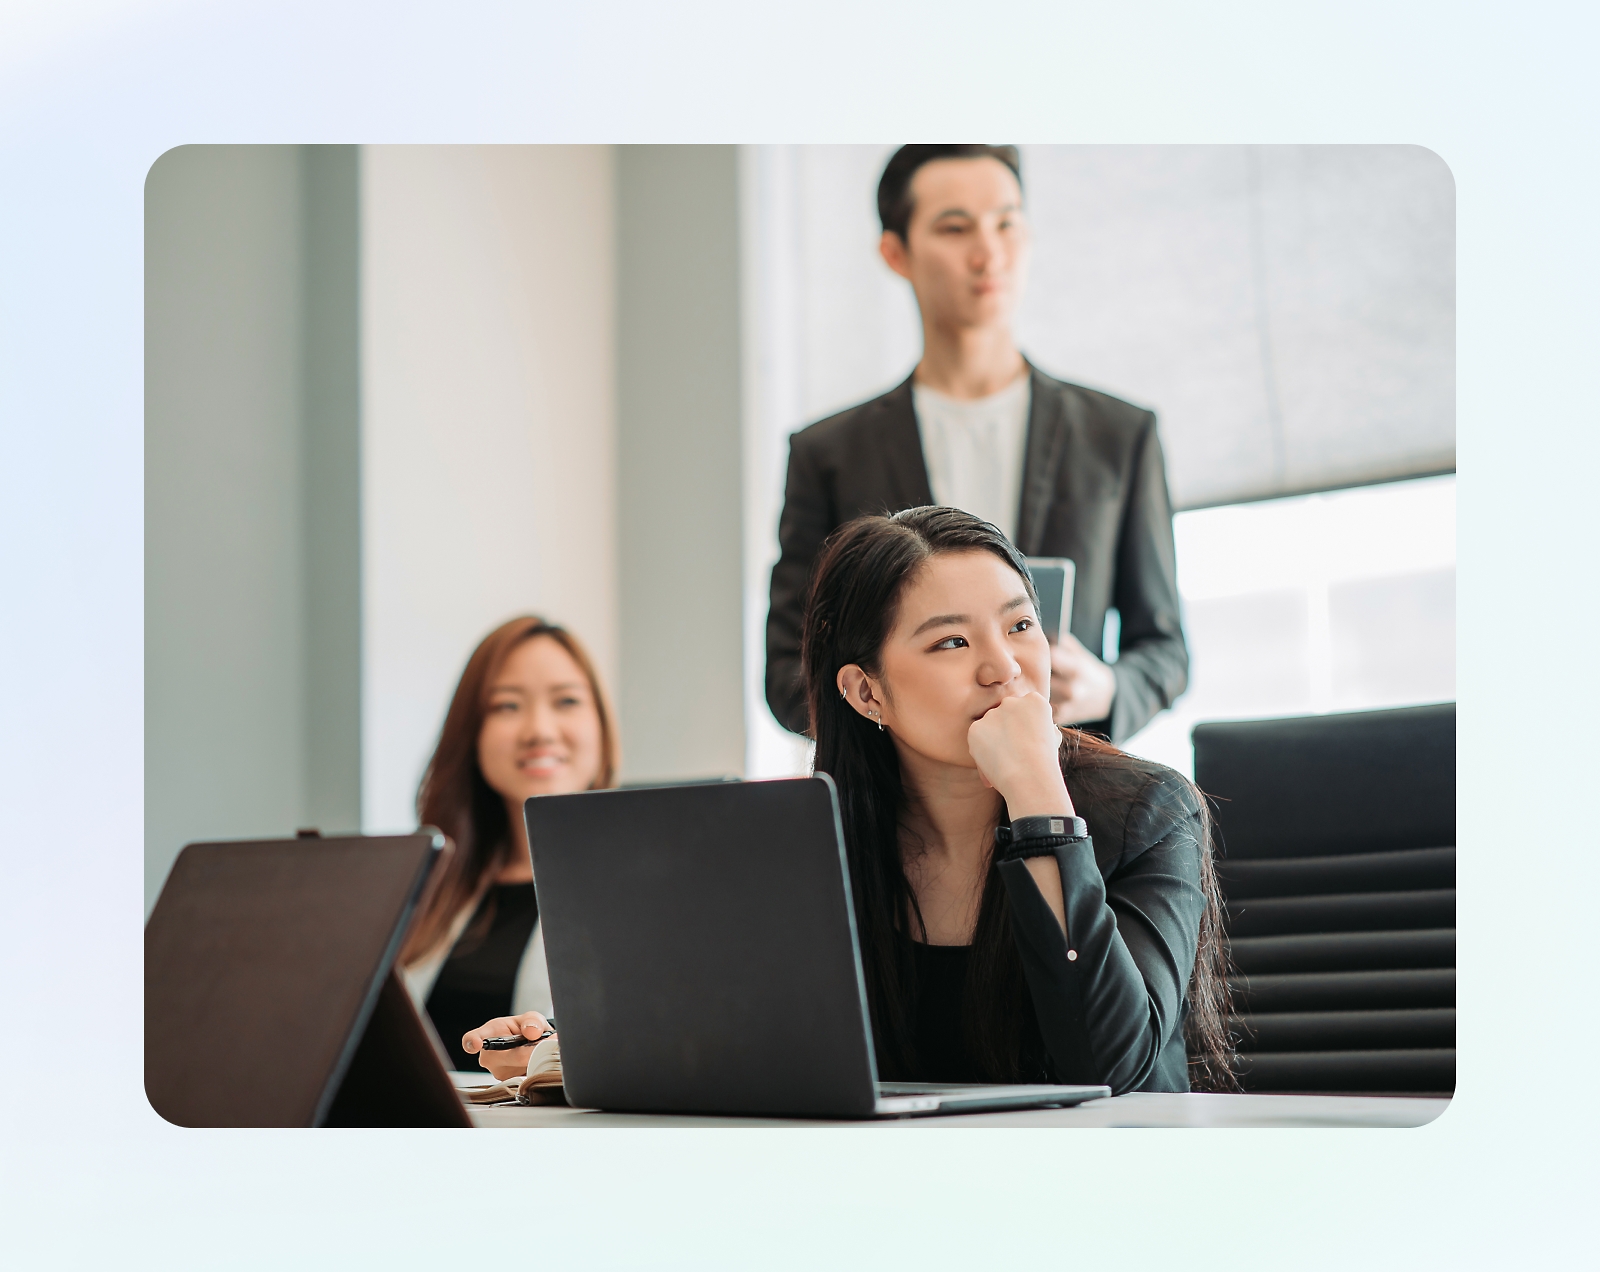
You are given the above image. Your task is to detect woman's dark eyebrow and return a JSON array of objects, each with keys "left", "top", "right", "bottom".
[
  {"left": 910, "top": 595, "right": 1030, "bottom": 638},
  {"left": 911, "top": 612, "right": 967, "bottom": 637}
]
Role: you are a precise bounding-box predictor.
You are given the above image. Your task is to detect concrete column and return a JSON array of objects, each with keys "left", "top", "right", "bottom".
[{"left": 615, "top": 146, "right": 745, "bottom": 782}]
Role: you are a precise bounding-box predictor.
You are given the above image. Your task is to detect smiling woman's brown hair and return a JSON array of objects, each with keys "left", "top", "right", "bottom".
[{"left": 401, "top": 616, "right": 619, "bottom": 964}]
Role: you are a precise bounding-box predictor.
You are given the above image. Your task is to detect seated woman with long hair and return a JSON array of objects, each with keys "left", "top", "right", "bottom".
[
  {"left": 804, "top": 506, "right": 1232, "bottom": 1092},
  {"left": 400, "top": 615, "right": 618, "bottom": 1072}
]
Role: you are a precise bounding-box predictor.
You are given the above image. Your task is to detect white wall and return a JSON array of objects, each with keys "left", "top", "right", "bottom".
[{"left": 360, "top": 145, "right": 618, "bottom": 831}]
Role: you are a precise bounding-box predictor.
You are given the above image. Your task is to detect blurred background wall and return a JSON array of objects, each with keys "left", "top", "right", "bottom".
[
  {"left": 146, "top": 145, "right": 361, "bottom": 911},
  {"left": 358, "top": 145, "right": 618, "bottom": 834},
  {"left": 146, "top": 144, "right": 1455, "bottom": 909}
]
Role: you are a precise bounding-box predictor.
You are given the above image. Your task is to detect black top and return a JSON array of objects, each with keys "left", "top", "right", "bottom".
[
  {"left": 895, "top": 755, "right": 1207, "bottom": 1094},
  {"left": 765, "top": 364, "right": 1188, "bottom": 742},
  {"left": 907, "top": 941, "right": 1052, "bottom": 1084},
  {"left": 909, "top": 941, "right": 977, "bottom": 1082},
  {"left": 424, "top": 882, "right": 539, "bottom": 1072}
]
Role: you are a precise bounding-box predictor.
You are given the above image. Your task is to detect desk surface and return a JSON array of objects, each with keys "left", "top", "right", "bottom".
[{"left": 465, "top": 1090, "right": 1448, "bottom": 1129}]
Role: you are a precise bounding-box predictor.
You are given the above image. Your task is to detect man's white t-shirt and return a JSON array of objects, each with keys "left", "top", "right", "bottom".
[{"left": 911, "top": 373, "right": 1031, "bottom": 542}]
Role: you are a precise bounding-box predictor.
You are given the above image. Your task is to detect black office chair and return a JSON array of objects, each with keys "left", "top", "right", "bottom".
[{"left": 1192, "top": 703, "right": 1455, "bottom": 1096}]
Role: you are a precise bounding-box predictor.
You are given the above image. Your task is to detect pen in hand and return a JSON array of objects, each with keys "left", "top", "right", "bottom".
[{"left": 478, "top": 1028, "right": 555, "bottom": 1051}]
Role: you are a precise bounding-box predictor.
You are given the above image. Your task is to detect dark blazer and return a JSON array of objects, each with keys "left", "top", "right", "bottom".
[
  {"left": 998, "top": 755, "right": 1207, "bottom": 1093},
  {"left": 765, "top": 363, "right": 1189, "bottom": 741}
]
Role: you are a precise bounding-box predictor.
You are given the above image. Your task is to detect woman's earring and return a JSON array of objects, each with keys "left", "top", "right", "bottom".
[{"left": 869, "top": 709, "right": 883, "bottom": 732}]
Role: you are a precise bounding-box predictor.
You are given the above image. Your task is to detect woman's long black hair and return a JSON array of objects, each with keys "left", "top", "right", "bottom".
[{"left": 800, "top": 506, "right": 1235, "bottom": 1090}]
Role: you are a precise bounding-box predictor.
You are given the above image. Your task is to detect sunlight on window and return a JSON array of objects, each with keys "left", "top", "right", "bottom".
[{"left": 1123, "top": 475, "right": 1455, "bottom": 776}]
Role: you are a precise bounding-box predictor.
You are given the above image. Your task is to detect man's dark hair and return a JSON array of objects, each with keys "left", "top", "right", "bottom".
[{"left": 876, "top": 144, "right": 1023, "bottom": 242}]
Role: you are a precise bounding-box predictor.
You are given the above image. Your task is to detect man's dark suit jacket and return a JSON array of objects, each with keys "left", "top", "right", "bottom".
[{"left": 765, "top": 363, "right": 1188, "bottom": 743}]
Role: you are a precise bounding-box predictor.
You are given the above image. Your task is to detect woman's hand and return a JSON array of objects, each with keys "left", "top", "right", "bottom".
[
  {"left": 967, "top": 692, "right": 1075, "bottom": 821},
  {"left": 461, "top": 1011, "right": 552, "bottom": 1082},
  {"left": 969, "top": 692, "right": 1074, "bottom": 937}
]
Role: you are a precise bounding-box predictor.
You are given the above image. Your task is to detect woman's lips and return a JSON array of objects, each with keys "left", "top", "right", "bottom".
[{"left": 519, "top": 754, "right": 568, "bottom": 774}]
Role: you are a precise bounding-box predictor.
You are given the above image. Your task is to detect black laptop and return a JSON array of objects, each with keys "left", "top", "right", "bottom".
[{"left": 524, "top": 775, "right": 1110, "bottom": 1118}]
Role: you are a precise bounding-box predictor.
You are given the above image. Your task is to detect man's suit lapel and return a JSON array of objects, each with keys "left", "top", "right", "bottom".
[
  {"left": 874, "top": 376, "right": 935, "bottom": 511},
  {"left": 1017, "top": 366, "right": 1069, "bottom": 555}
]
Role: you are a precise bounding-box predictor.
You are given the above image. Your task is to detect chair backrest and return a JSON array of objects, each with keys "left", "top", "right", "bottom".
[{"left": 1192, "top": 703, "right": 1455, "bottom": 1096}]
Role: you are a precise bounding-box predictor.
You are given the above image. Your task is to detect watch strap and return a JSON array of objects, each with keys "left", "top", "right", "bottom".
[
  {"left": 995, "top": 814, "right": 1088, "bottom": 861},
  {"left": 1004, "top": 814, "right": 1086, "bottom": 842}
]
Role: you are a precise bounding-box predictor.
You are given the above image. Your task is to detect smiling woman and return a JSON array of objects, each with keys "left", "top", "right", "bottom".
[
  {"left": 805, "top": 507, "right": 1234, "bottom": 1092},
  {"left": 398, "top": 616, "right": 619, "bottom": 1071}
]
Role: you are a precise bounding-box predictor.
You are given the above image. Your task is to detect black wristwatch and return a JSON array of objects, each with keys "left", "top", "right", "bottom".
[{"left": 995, "top": 814, "right": 1088, "bottom": 861}]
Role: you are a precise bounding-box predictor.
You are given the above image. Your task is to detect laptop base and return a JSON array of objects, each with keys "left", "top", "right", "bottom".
[{"left": 873, "top": 1081, "right": 1111, "bottom": 1117}]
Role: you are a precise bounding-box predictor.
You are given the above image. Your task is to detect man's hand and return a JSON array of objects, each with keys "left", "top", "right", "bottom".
[{"left": 1049, "top": 634, "right": 1116, "bottom": 726}]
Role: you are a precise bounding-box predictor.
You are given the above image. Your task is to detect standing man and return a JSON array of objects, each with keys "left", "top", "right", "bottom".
[{"left": 765, "top": 144, "right": 1187, "bottom": 742}]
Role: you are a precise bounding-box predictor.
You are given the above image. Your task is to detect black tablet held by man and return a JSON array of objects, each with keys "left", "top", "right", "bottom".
[
  {"left": 525, "top": 777, "right": 1109, "bottom": 1119},
  {"left": 1025, "top": 556, "right": 1076, "bottom": 646},
  {"left": 144, "top": 830, "right": 471, "bottom": 1128}
]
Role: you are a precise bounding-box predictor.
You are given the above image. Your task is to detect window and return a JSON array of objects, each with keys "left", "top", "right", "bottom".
[{"left": 1123, "top": 474, "right": 1455, "bottom": 775}]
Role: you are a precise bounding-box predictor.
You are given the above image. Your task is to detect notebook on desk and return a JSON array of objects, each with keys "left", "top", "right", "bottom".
[{"left": 524, "top": 776, "right": 1110, "bottom": 1119}]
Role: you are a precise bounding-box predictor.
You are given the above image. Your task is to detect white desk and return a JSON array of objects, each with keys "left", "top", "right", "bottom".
[{"left": 467, "top": 1091, "right": 1448, "bottom": 1129}]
